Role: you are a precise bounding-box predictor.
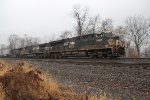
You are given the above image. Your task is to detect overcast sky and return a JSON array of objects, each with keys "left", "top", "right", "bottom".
[{"left": 0, "top": 0, "right": 150, "bottom": 45}]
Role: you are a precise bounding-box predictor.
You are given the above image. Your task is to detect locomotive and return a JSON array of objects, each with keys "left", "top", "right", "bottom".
[{"left": 9, "top": 32, "right": 125, "bottom": 58}]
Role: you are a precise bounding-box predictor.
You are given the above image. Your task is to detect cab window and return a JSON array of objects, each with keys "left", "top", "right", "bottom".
[{"left": 96, "top": 33, "right": 103, "bottom": 38}]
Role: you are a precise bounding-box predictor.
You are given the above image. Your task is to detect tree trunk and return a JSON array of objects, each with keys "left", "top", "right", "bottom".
[{"left": 135, "top": 44, "right": 140, "bottom": 57}]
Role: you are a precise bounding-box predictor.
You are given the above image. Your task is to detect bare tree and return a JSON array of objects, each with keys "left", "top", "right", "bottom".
[
  {"left": 73, "top": 5, "right": 89, "bottom": 36},
  {"left": 115, "top": 26, "right": 125, "bottom": 34},
  {"left": 125, "top": 16, "right": 150, "bottom": 57},
  {"left": 144, "top": 45, "right": 150, "bottom": 57},
  {"left": 49, "top": 34, "right": 56, "bottom": 42},
  {"left": 8, "top": 34, "right": 19, "bottom": 50},
  {"left": 85, "top": 14, "right": 101, "bottom": 34},
  {"left": 127, "top": 46, "right": 139, "bottom": 58},
  {"left": 24, "top": 34, "right": 32, "bottom": 46},
  {"left": 23, "top": 34, "right": 41, "bottom": 46},
  {"left": 31, "top": 37, "right": 41, "bottom": 45},
  {"left": 0, "top": 44, "right": 6, "bottom": 56},
  {"left": 115, "top": 26, "right": 126, "bottom": 40},
  {"left": 60, "top": 31, "right": 72, "bottom": 39},
  {"left": 101, "top": 18, "right": 113, "bottom": 32},
  {"left": 91, "top": 15, "right": 100, "bottom": 34},
  {"left": 18, "top": 37, "right": 26, "bottom": 48},
  {"left": 8, "top": 34, "right": 41, "bottom": 50},
  {"left": 143, "top": 38, "right": 150, "bottom": 57}
]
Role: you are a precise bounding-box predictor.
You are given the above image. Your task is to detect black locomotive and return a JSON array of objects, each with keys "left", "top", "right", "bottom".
[{"left": 9, "top": 32, "right": 125, "bottom": 58}]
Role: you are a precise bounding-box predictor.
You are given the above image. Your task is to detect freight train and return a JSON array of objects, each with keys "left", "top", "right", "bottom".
[{"left": 7, "top": 32, "right": 125, "bottom": 58}]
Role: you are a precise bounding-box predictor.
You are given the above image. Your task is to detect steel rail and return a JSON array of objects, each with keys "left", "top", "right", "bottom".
[{"left": 1, "top": 57, "right": 150, "bottom": 65}]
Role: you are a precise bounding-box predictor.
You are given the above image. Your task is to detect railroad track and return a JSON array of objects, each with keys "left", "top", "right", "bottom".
[{"left": 1, "top": 57, "right": 150, "bottom": 65}]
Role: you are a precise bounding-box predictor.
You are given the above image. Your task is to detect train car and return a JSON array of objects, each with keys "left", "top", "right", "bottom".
[
  {"left": 20, "top": 46, "right": 35, "bottom": 58},
  {"left": 9, "top": 48, "right": 20, "bottom": 58},
  {"left": 9, "top": 32, "right": 125, "bottom": 58},
  {"left": 32, "top": 43, "right": 48, "bottom": 58},
  {"left": 44, "top": 39, "right": 65, "bottom": 58},
  {"left": 0, "top": 49, "right": 10, "bottom": 57}
]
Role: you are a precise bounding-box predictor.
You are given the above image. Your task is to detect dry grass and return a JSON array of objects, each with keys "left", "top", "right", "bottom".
[{"left": 0, "top": 60, "right": 110, "bottom": 100}]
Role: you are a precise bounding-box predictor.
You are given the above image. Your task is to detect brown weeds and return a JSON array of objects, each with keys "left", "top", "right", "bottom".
[{"left": 0, "top": 61, "right": 59, "bottom": 100}]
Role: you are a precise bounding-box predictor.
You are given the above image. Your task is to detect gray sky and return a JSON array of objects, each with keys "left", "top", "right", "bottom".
[{"left": 0, "top": 0, "right": 150, "bottom": 44}]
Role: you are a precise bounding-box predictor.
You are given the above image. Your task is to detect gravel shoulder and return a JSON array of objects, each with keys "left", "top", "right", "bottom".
[{"left": 4, "top": 59, "right": 150, "bottom": 100}]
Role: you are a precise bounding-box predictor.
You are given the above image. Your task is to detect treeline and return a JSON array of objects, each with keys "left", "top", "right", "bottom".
[
  {"left": 0, "top": 34, "right": 40, "bottom": 55},
  {"left": 0, "top": 5, "right": 150, "bottom": 57}
]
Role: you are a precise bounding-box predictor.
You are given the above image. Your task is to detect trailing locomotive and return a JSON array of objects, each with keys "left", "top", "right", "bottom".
[{"left": 9, "top": 32, "right": 125, "bottom": 58}]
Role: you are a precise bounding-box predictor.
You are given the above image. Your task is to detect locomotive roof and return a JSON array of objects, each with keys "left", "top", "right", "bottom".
[
  {"left": 39, "top": 43, "right": 49, "bottom": 47},
  {"left": 47, "top": 32, "right": 113, "bottom": 44}
]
